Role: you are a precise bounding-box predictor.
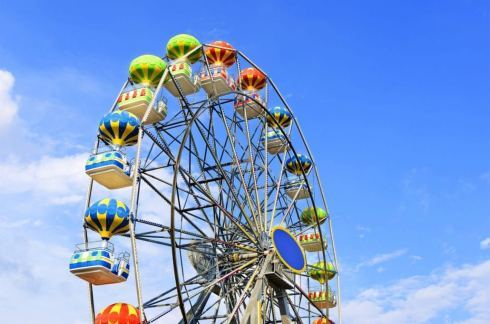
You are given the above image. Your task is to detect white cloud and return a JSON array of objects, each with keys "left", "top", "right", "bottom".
[
  {"left": 0, "top": 69, "right": 19, "bottom": 128},
  {"left": 400, "top": 168, "right": 431, "bottom": 212},
  {"left": 356, "top": 225, "right": 371, "bottom": 239},
  {"left": 410, "top": 255, "right": 423, "bottom": 262},
  {"left": 49, "top": 194, "right": 85, "bottom": 205},
  {"left": 344, "top": 260, "right": 490, "bottom": 324},
  {"left": 0, "top": 153, "right": 87, "bottom": 204},
  {"left": 480, "top": 238, "right": 490, "bottom": 250},
  {"left": 480, "top": 172, "right": 490, "bottom": 183},
  {"left": 0, "top": 231, "right": 90, "bottom": 323},
  {"left": 0, "top": 216, "right": 31, "bottom": 229},
  {"left": 356, "top": 249, "right": 408, "bottom": 270},
  {"left": 0, "top": 69, "right": 142, "bottom": 323}
]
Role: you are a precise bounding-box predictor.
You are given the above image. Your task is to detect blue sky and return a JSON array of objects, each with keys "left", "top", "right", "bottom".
[{"left": 0, "top": 0, "right": 489, "bottom": 323}]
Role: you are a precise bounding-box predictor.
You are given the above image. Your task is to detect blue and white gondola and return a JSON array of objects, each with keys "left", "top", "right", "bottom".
[
  {"left": 262, "top": 130, "right": 289, "bottom": 154},
  {"left": 85, "top": 151, "right": 132, "bottom": 189},
  {"left": 69, "top": 241, "right": 130, "bottom": 285},
  {"left": 285, "top": 178, "right": 311, "bottom": 200}
]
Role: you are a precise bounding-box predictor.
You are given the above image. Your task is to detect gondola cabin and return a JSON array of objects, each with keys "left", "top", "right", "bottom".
[
  {"left": 301, "top": 207, "right": 327, "bottom": 226},
  {"left": 200, "top": 66, "right": 236, "bottom": 96},
  {"left": 85, "top": 151, "right": 132, "bottom": 189},
  {"left": 297, "top": 232, "right": 327, "bottom": 252},
  {"left": 313, "top": 317, "right": 335, "bottom": 324},
  {"left": 69, "top": 242, "right": 130, "bottom": 285},
  {"left": 117, "top": 87, "right": 167, "bottom": 124},
  {"left": 308, "top": 261, "right": 337, "bottom": 284},
  {"left": 286, "top": 154, "right": 313, "bottom": 175},
  {"left": 308, "top": 290, "right": 337, "bottom": 309},
  {"left": 234, "top": 93, "right": 264, "bottom": 120},
  {"left": 96, "top": 303, "right": 142, "bottom": 324},
  {"left": 164, "top": 61, "right": 200, "bottom": 96},
  {"left": 262, "top": 130, "right": 289, "bottom": 154},
  {"left": 285, "top": 178, "right": 311, "bottom": 199},
  {"left": 111, "top": 252, "right": 130, "bottom": 280},
  {"left": 129, "top": 55, "right": 166, "bottom": 88},
  {"left": 98, "top": 110, "right": 140, "bottom": 149},
  {"left": 266, "top": 106, "right": 293, "bottom": 128}
]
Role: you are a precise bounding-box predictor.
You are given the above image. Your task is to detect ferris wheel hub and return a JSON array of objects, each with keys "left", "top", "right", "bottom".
[{"left": 258, "top": 231, "right": 272, "bottom": 250}]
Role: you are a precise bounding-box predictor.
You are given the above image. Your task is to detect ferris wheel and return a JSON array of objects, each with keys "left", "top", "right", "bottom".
[{"left": 69, "top": 34, "right": 342, "bottom": 324}]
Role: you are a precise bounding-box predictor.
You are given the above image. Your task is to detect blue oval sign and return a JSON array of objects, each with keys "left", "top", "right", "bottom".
[{"left": 271, "top": 227, "right": 306, "bottom": 273}]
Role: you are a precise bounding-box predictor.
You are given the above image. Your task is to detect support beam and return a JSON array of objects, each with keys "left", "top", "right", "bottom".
[{"left": 240, "top": 253, "right": 274, "bottom": 324}]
